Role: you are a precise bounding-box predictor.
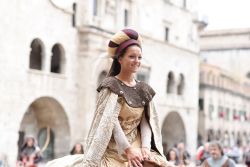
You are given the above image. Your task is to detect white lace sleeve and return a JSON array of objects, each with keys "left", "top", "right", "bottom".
[
  {"left": 113, "top": 119, "right": 131, "bottom": 154},
  {"left": 140, "top": 111, "right": 151, "bottom": 149}
]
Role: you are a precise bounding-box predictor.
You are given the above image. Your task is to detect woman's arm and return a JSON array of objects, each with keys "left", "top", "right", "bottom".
[
  {"left": 140, "top": 111, "right": 152, "bottom": 149},
  {"left": 113, "top": 119, "right": 131, "bottom": 154},
  {"left": 113, "top": 117, "right": 143, "bottom": 167}
]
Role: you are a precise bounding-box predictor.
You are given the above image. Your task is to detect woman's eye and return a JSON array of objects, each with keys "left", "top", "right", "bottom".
[
  {"left": 129, "top": 55, "right": 135, "bottom": 58},
  {"left": 138, "top": 56, "right": 142, "bottom": 60}
]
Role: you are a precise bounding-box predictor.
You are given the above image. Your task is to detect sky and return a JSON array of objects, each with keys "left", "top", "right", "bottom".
[{"left": 198, "top": 0, "right": 250, "bottom": 30}]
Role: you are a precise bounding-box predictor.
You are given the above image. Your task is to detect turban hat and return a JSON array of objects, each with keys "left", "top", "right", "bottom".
[{"left": 108, "top": 29, "right": 142, "bottom": 59}]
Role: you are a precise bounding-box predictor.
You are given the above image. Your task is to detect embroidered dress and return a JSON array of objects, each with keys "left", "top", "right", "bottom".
[{"left": 46, "top": 77, "right": 168, "bottom": 167}]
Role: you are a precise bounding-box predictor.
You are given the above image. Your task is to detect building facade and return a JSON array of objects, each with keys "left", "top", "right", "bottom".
[
  {"left": 199, "top": 29, "right": 250, "bottom": 147},
  {"left": 0, "top": 0, "right": 200, "bottom": 166}
]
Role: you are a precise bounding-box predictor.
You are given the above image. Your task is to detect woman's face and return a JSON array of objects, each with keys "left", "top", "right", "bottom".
[
  {"left": 169, "top": 150, "right": 176, "bottom": 160},
  {"left": 27, "top": 138, "right": 34, "bottom": 147},
  {"left": 118, "top": 45, "right": 142, "bottom": 74},
  {"left": 75, "top": 144, "right": 82, "bottom": 153}
]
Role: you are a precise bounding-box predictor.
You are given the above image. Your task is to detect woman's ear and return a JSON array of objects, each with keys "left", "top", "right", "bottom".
[{"left": 118, "top": 56, "right": 122, "bottom": 64}]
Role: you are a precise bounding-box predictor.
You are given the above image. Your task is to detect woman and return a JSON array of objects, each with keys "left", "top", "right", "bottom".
[
  {"left": 46, "top": 29, "right": 172, "bottom": 167},
  {"left": 70, "top": 143, "right": 84, "bottom": 155},
  {"left": 166, "top": 148, "right": 179, "bottom": 166},
  {"left": 17, "top": 136, "right": 42, "bottom": 167}
]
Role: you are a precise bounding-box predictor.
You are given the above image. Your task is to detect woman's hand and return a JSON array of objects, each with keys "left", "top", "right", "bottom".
[
  {"left": 141, "top": 147, "right": 151, "bottom": 160},
  {"left": 125, "top": 147, "right": 143, "bottom": 167}
]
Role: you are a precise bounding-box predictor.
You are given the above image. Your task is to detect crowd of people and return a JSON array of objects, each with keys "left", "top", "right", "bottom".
[
  {"left": 12, "top": 136, "right": 250, "bottom": 167},
  {"left": 195, "top": 142, "right": 250, "bottom": 167},
  {"left": 15, "top": 138, "right": 84, "bottom": 167},
  {"left": 163, "top": 141, "right": 250, "bottom": 167}
]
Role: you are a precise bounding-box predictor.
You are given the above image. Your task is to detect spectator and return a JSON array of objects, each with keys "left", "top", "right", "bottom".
[
  {"left": 70, "top": 143, "right": 84, "bottom": 155},
  {"left": 196, "top": 142, "right": 210, "bottom": 165},
  {"left": 177, "top": 142, "right": 191, "bottom": 166},
  {"left": 17, "top": 136, "right": 42, "bottom": 167},
  {"left": 202, "top": 141, "right": 235, "bottom": 167},
  {"left": 0, "top": 153, "right": 8, "bottom": 167},
  {"left": 166, "top": 148, "right": 179, "bottom": 166}
]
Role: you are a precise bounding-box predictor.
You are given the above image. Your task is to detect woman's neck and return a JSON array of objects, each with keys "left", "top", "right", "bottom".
[{"left": 116, "top": 73, "right": 136, "bottom": 86}]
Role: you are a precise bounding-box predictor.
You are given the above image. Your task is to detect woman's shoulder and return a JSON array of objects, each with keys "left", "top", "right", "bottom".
[
  {"left": 97, "top": 77, "right": 155, "bottom": 95},
  {"left": 97, "top": 76, "right": 121, "bottom": 93},
  {"left": 136, "top": 80, "right": 155, "bottom": 95},
  {"left": 97, "top": 77, "right": 155, "bottom": 107}
]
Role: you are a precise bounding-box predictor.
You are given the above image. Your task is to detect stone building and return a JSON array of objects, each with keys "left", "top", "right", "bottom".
[
  {"left": 198, "top": 28, "right": 250, "bottom": 147},
  {"left": 0, "top": 0, "right": 200, "bottom": 165}
]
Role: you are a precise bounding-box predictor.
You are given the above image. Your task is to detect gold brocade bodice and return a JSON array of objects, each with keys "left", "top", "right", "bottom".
[{"left": 104, "top": 99, "right": 144, "bottom": 162}]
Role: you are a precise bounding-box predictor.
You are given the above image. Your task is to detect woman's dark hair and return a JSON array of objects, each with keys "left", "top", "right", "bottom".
[
  {"left": 166, "top": 148, "right": 179, "bottom": 165},
  {"left": 107, "top": 58, "right": 121, "bottom": 77},
  {"left": 70, "top": 143, "right": 84, "bottom": 155},
  {"left": 20, "top": 137, "right": 35, "bottom": 152},
  {"left": 107, "top": 44, "right": 140, "bottom": 77}
]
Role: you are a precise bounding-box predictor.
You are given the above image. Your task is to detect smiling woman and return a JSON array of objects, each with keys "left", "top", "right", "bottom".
[{"left": 46, "top": 29, "right": 174, "bottom": 167}]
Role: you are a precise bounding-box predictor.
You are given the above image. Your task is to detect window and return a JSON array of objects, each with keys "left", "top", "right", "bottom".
[
  {"left": 124, "top": 9, "right": 129, "bottom": 27},
  {"left": 199, "top": 98, "right": 204, "bottom": 111},
  {"left": 209, "top": 104, "right": 214, "bottom": 120},
  {"left": 167, "top": 72, "right": 175, "bottom": 93},
  {"left": 72, "top": 3, "right": 77, "bottom": 27},
  {"left": 29, "top": 38, "right": 44, "bottom": 70},
  {"left": 93, "top": 0, "right": 98, "bottom": 16},
  {"left": 226, "top": 108, "right": 230, "bottom": 121},
  {"left": 177, "top": 73, "right": 185, "bottom": 95},
  {"left": 183, "top": 0, "right": 187, "bottom": 8},
  {"left": 218, "top": 106, "right": 224, "bottom": 119},
  {"left": 50, "top": 44, "right": 65, "bottom": 74},
  {"left": 165, "top": 27, "right": 169, "bottom": 41}
]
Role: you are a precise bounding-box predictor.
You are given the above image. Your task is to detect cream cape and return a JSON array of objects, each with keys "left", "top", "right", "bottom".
[{"left": 46, "top": 88, "right": 165, "bottom": 167}]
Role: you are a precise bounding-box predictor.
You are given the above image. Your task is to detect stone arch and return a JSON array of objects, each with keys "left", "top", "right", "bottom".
[
  {"left": 162, "top": 111, "right": 186, "bottom": 149},
  {"left": 29, "top": 38, "right": 45, "bottom": 70},
  {"left": 167, "top": 71, "right": 175, "bottom": 94},
  {"left": 50, "top": 43, "right": 66, "bottom": 73},
  {"left": 177, "top": 73, "right": 185, "bottom": 95},
  {"left": 18, "top": 97, "right": 70, "bottom": 161}
]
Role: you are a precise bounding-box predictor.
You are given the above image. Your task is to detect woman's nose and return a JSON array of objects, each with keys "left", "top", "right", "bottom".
[{"left": 135, "top": 57, "right": 140, "bottom": 63}]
